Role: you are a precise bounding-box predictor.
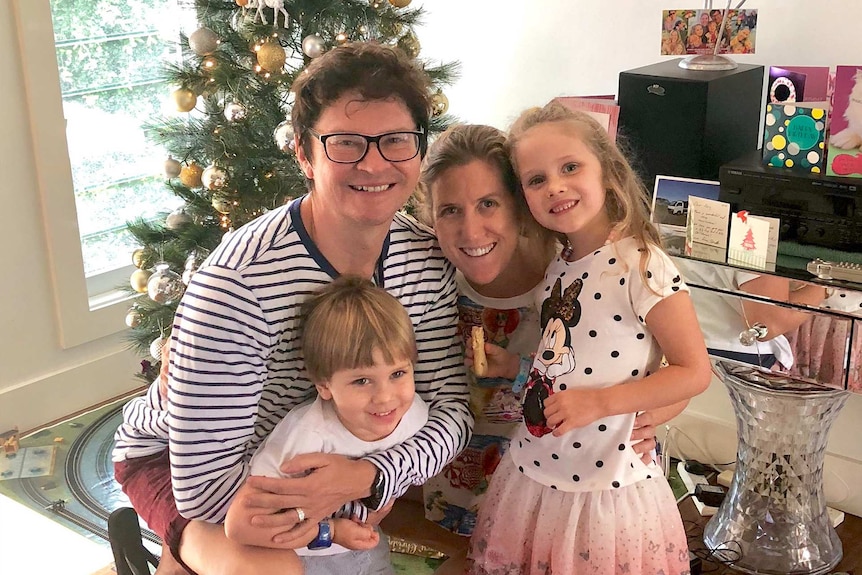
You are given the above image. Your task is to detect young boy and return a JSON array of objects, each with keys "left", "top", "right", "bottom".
[{"left": 225, "top": 276, "right": 428, "bottom": 574}]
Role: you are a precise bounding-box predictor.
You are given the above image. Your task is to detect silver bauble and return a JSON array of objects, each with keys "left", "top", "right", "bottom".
[
  {"left": 201, "top": 165, "right": 228, "bottom": 190},
  {"left": 273, "top": 120, "right": 295, "bottom": 153},
  {"left": 147, "top": 263, "right": 184, "bottom": 305},
  {"left": 302, "top": 34, "right": 326, "bottom": 59},
  {"left": 224, "top": 102, "right": 247, "bottom": 122},
  {"left": 125, "top": 309, "right": 142, "bottom": 328},
  {"left": 165, "top": 208, "right": 192, "bottom": 230},
  {"left": 150, "top": 337, "right": 167, "bottom": 361},
  {"left": 189, "top": 27, "right": 219, "bottom": 56},
  {"left": 164, "top": 156, "right": 182, "bottom": 179}
]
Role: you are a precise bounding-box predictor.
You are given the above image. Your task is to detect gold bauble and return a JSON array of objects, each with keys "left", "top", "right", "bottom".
[
  {"left": 179, "top": 162, "right": 204, "bottom": 188},
  {"left": 431, "top": 90, "right": 449, "bottom": 117},
  {"left": 335, "top": 33, "right": 349, "bottom": 46},
  {"left": 130, "top": 269, "right": 152, "bottom": 293},
  {"left": 132, "top": 248, "right": 146, "bottom": 269},
  {"left": 396, "top": 33, "right": 420, "bottom": 59},
  {"left": 235, "top": 0, "right": 248, "bottom": 5},
  {"left": 212, "top": 195, "right": 233, "bottom": 214},
  {"left": 257, "top": 41, "right": 286, "bottom": 72},
  {"left": 172, "top": 88, "right": 197, "bottom": 112},
  {"left": 388, "top": 0, "right": 412, "bottom": 7}
]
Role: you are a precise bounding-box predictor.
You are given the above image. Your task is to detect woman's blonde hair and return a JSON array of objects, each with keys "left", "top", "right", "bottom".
[
  {"left": 415, "top": 123, "right": 556, "bottom": 254},
  {"left": 301, "top": 276, "right": 416, "bottom": 382},
  {"left": 508, "top": 101, "right": 663, "bottom": 280}
]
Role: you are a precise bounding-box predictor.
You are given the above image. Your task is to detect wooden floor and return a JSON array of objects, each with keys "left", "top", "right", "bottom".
[{"left": 680, "top": 497, "right": 862, "bottom": 574}]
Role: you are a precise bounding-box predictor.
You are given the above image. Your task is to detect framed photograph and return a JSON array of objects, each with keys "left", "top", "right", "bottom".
[{"left": 651, "top": 175, "right": 722, "bottom": 255}]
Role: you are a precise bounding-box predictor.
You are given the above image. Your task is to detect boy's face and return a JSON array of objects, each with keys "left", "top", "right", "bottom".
[{"left": 316, "top": 349, "right": 415, "bottom": 442}]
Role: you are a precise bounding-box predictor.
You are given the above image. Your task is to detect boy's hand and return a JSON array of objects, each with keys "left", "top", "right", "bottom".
[
  {"left": 330, "top": 518, "right": 380, "bottom": 551},
  {"left": 465, "top": 342, "right": 520, "bottom": 380}
]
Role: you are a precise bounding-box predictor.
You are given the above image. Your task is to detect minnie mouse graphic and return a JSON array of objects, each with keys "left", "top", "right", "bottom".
[{"left": 524, "top": 277, "right": 582, "bottom": 437}]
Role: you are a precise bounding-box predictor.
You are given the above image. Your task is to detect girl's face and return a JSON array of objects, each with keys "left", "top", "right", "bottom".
[
  {"left": 515, "top": 123, "right": 612, "bottom": 254},
  {"left": 430, "top": 160, "right": 522, "bottom": 289}
]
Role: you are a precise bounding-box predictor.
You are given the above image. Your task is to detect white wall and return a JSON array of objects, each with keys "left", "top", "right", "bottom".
[
  {"left": 0, "top": 2, "right": 140, "bottom": 433},
  {"left": 417, "top": 0, "right": 862, "bottom": 517}
]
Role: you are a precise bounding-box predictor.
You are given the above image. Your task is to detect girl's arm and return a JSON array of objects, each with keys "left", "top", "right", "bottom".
[{"left": 545, "top": 292, "right": 711, "bottom": 436}]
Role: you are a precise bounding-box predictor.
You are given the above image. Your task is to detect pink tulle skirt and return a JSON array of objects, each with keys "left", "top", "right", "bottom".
[{"left": 466, "top": 454, "right": 690, "bottom": 575}]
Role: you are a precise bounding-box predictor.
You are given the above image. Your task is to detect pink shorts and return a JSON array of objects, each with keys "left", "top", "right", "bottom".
[{"left": 114, "top": 449, "right": 196, "bottom": 574}]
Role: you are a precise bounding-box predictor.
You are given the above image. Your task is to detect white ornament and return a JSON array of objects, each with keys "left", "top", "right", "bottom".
[
  {"left": 150, "top": 337, "right": 167, "bottom": 361},
  {"left": 189, "top": 27, "right": 219, "bottom": 56},
  {"left": 166, "top": 208, "right": 192, "bottom": 230},
  {"left": 201, "top": 165, "right": 228, "bottom": 190},
  {"left": 147, "top": 263, "right": 184, "bottom": 305},
  {"left": 273, "top": 119, "right": 295, "bottom": 153},
  {"left": 302, "top": 34, "right": 326, "bottom": 59},
  {"left": 224, "top": 102, "right": 247, "bottom": 122}
]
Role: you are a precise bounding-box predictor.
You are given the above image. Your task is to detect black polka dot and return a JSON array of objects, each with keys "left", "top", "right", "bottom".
[
  {"left": 611, "top": 350, "right": 620, "bottom": 358},
  {"left": 618, "top": 443, "right": 626, "bottom": 450},
  {"left": 559, "top": 383, "right": 567, "bottom": 391},
  {"left": 524, "top": 437, "right": 531, "bottom": 443},
  {"left": 589, "top": 330, "right": 597, "bottom": 337},
  {"left": 630, "top": 462, "right": 634, "bottom": 468},
  {"left": 647, "top": 271, "right": 653, "bottom": 279},
  {"left": 573, "top": 442, "right": 582, "bottom": 449},
  {"left": 632, "top": 369, "right": 639, "bottom": 376},
  {"left": 551, "top": 453, "right": 559, "bottom": 460},
  {"left": 638, "top": 316, "right": 644, "bottom": 322},
  {"left": 582, "top": 272, "right": 589, "bottom": 279},
  {"left": 619, "top": 277, "right": 626, "bottom": 286},
  {"left": 647, "top": 475, "right": 652, "bottom": 479},
  {"left": 609, "top": 258, "right": 617, "bottom": 265},
  {"left": 636, "top": 333, "right": 645, "bottom": 340},
  {"left": 594, "top": 250, "right": 600, "bottom": 256},
  {"left": 533, "top": 460, "right": 540, "bottom": 467},
  {"left": 612, "top": 481, "right": 620, "bottom": 488},
  {"left": 573, "top": 474, "right": 580, "bottom": 481},
  {"left": 559, "top": 272, "right": 566, "bottom": 277},
  {"left": 518, "top": 441, "right": 522, "bottom": 448},
  {"left": 519, "top": 466, "right": 524, "bottom": 472},
  {"left": 596, "top": 460, "right": 604, "bottom": 468},
  {"left": 613, "top": 314, "right": 622, "bottom": 321},
  {"left": 594, "top": 292, "right": 602, "bottom": 300},
  {"left": 551, "top": 485, "right": 557, "bottom": 489},
  {"left": 671, "top": 286, "right": 680, "bottom": 292},
  {"left": 544, "top": 286, "right": 550, "bottom": 291},
  {"left": 584, "top": 367, "right": 593, "bottom": 374},
  {"left": 673, "top": 275, "right": 681, "bottom": 283},
  {"left": 839, "top": 293, "right": 846, "bottom": 298},
  {"left": 598, "top": 424, "right": 607, "bottom": 432}
]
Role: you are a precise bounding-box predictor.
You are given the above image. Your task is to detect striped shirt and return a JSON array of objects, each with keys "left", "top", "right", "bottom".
[{"left": 113, "top": 197, "right": 472, "bottom": 523}]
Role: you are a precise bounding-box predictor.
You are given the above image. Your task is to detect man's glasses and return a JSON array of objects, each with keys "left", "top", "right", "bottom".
[{"left": 308, "top": 128, "right": 426, "bottom": 164}]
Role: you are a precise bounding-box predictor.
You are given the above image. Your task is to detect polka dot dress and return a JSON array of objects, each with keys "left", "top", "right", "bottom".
[{"left": 467, "top": 237, "right": 691, "bottom": 575}]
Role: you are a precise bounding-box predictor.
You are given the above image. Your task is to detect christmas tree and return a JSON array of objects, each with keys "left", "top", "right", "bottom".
[{"left": 123, "top": 0, "right": 457, "bottom": 381}]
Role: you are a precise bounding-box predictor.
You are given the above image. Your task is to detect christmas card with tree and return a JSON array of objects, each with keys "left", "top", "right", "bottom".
[
  {"left": 762, "top": 102, "right": 828, "bottom": 174},
  {"left": 826, "top": 66, "right": 862, "bottom": 178},
  {"left": 727, "top": 210, "right": 779, "bottom": 271}
]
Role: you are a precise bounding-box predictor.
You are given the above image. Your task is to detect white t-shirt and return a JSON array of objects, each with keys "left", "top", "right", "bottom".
[
  {"left": 510, "top": 237, "right": 685, "bottom": 492},
  {"left": 250, "top": 395, "right": 428, "bottom": 555}
]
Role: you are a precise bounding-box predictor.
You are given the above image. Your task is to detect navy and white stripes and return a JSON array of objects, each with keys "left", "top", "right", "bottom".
[{"left": 113, "top": 197, "right": 472, "bottom": 522}]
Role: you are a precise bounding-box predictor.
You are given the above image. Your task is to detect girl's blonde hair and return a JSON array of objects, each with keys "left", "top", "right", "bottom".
[
  {"left": 508, "top": 101, "right": 663, "bottom": 280},
  {"left": 415, "top": 123, "right": 556, "bottom": 256},
  {"left": 301, "top": 276, "right": 416, "bottom": 382}
]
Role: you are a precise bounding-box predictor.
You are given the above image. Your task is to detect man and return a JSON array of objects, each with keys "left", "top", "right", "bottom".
[{"left": 113, "top": 42, "right": 472, "bottom": 574}]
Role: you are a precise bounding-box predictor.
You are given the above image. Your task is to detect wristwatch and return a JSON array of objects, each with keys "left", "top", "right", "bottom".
[
  {"left": 360, "top": 466, "right": 385, "bottom": 510},
  {"left": 307, "top": 520, "right": 332, "bottom": 550}
]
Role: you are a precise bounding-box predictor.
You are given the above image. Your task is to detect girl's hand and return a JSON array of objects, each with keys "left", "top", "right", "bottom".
[
  {"left": 465, "top": 342, "right": 520, "bottom": 380},
  {"left": 543, "top": 388, "right": 606, "bottom": 436}
]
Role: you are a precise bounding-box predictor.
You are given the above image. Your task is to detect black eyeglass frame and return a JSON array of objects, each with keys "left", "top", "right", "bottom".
[{"left": 307, "top": 128, "right": 427, "bottom": 164}]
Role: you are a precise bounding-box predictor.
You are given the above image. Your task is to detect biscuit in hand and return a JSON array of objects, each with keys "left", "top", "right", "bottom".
[{"left": 471, "top": 326, "right": 488, "bottom": 377}]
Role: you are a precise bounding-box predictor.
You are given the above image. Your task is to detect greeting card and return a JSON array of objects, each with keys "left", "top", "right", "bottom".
[
  {"left": 826, "top": 66, "right": 862, "bottom": 178},
  {"left": 554, "top": 96, "right": 619, "bottom": 142},
  {"left": 767, "top": 66, "right": 806, "bottom": 104},
  {"left": 685, "top": 196, "right": 730, "bottom": 260},
  {"left": 762, "top": 102, "right": 828, "bottom": 174},
  {"left": 727, "top": 211, "right": 778, "bottom": 271}
]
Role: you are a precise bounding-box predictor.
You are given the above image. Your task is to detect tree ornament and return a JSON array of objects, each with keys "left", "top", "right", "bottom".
[
  {"left": 302, "top": 34, "right": 326, "bottom": 59},
  {"left": 201, "top": 55, "right": 218, "bottom": 72},
  {"left": 201, "top": 165, "right": 228, "bottom": 190},
  {"left": 132, "top": 248, "right": 146, "bottom": 268},
  {"left": 388, "top": 0, "right": 412, "bottom": 6},
  {"left": 179, "top": 162, "right": 204, "bottom": 188},
  {"left": 396, "top": 33, "right": 420, "bottom": 58},
  {"left": 335, "top": 32, "right": 349, "bottom": 46},
  {"left": 147, "top": 263, "right": 184, "bottom": 305},
  {"left": 149, "top": 336, "right": 167, "bottom": 361},
  {"left": 212, "top": 195, "right": 233, "bottom": 214},
  {"left": 189, "top": 27, "right": 220, "bottom": 56},
  {"left": 166, "top": 208, "right": 192, "bottom": 230},
  {"left": 164, "top": 156, "right": 182, "bottom": 178},
  {"left": 235, "top": 0, "right": 248, "bottom": 5},
  {"left": 257, "top": 40, "right": 286, "bottom": 72},
  {"left": 172, "top": 88, "right": 197, "bottom": 112},
  {"left": 224, "top": 102, "right": 247, "bottom": 122},
  {"left": 273, "top": 119, "right": 295, "bottom": 153},
  {"left": 431, "top": 89, "right": 449, "bottom": 117},
  {"left": 125, "top": 309, "right": 142, "bottom": 328},
  {"left": 130, "top": 268, "right": 152, "bottom": 293},
  {"left": 182, "top": 251, "right": 204, "bottom": 285},
  {"left": 368, "top": 0, "right": 383, "bottom": 8}
]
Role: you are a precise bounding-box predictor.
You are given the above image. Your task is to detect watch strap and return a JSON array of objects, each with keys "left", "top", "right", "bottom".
[
  {"left": 307, "top": 520, "right": 333, "bottom": 550},
  {"left": 359, "top": 466, "right": 385, "bottom": 510}
]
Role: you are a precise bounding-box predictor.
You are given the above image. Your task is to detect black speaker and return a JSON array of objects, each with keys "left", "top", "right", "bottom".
[{"left": 618, "top": 59, "right": 764, "bottom": 187}]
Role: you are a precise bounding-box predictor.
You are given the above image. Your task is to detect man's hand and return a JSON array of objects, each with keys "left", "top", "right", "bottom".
[
  {"left": 224, "top": 479, "right": 318, "bottom": 549},
  {"left": 631, "top": 411, "right": 659, "bottom": 465},
  {"left": 244, "top": 454, "right": 376, "bottom": 543}
]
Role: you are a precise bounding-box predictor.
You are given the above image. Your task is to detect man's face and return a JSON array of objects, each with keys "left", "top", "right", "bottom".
[{"left": 296, "top": 92, "right": 421, "bottom": 229}]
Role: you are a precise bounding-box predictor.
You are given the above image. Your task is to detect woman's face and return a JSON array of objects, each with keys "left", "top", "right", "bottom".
[{"left": 430, "top": 160, "right": 521, "bottom": 288}]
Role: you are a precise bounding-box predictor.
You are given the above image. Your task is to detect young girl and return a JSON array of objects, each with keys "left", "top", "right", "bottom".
[
  {"left": 225, "top": 275, "right": 428, "bottom": 575},
  {"left": 466, "top": 103, "right": 712, "bottom": 574}
]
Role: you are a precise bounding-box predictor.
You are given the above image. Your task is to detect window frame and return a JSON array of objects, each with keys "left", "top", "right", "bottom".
[{"left": 13, "top": 0, "right": 134, "bottom": 348}]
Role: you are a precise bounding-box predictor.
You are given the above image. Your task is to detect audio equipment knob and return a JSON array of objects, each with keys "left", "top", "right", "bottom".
[{"left": 797, "top": 224, "right": 809, "bottom": 237}]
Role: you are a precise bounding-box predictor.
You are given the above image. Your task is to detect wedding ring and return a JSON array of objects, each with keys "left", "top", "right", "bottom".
[{"left": 295, "top": 507, "right": 306, "bottom": 522}]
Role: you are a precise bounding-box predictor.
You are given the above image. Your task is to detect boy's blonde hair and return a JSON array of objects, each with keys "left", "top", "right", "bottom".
[
  {"left": 508, "top": 101, "right": 663, "bottom": 278},
  {"left": 301, "top": 276, "right": 417, "bottom": 383}
]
